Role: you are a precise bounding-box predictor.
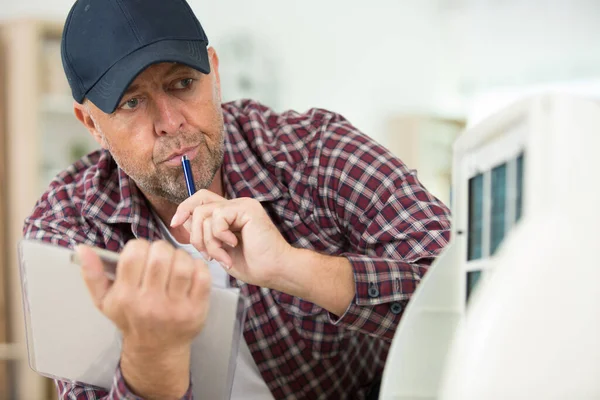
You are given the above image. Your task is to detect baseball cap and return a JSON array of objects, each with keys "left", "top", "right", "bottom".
[{"left": 61, "top": 0, "right": 210, "bottom": 114}]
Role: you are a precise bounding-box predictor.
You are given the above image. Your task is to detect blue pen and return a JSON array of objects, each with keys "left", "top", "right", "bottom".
[{"left": 181, "top": 155, "right": 196, "bottom": 196}]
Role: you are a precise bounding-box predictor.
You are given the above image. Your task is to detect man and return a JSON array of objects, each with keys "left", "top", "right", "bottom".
[{"left": 23, "top": 0, "right": 451, "bottom": 398}]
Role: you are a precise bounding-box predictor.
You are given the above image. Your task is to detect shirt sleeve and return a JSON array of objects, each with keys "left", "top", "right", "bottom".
[
  {"left": 23, "top": 196, "right": 125, "bottom": 251},
  {"left": 23, "top": 192, "right": 106, "bottom": 249},
  {"left": 55, "top": 364, "right": 193, "bottom": 400},
  {"left": 319, "top": 120, "right": 452, "bottom": 341}
]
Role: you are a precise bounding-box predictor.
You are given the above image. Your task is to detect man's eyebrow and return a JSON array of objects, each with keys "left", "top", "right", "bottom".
[{"left": 123, "top": 83, "right": 139, "bottom": 98}]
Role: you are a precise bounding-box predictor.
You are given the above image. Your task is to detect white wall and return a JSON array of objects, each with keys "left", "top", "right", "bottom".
[
  {"left": 3, "top": 0, "right": 600, "bottom": 138},
  {"left": 0, "top": 0, "right": 449, "bottom": 145},
  {"left": 450, "top": 0, "right": 600, "bottom": 120},
  {"left": 203, "top": 0, "right": 454, "bottom": 146}
]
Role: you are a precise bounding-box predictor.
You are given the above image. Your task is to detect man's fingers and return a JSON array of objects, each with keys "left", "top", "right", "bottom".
[
  {"left": 168, "top": 249, "right": 195, "bottom": 299},
  {"left": 76, "top": 245, "right": 111, "bottom": 309},
  {"left": 117, "top": 239, "right": 149, "bottom": 287},
  {"left": 212, "top": 208, "right": 240, "bottom": 247},
  {"left": 180, "top": 203, "right": 221, "bottom": 236},
  {"left": 170, "top": 189, "right": 225, "bottom": 227},
  {"left": 190, "top": 207, "right": 207, "bottom": 253},
  {"left": 203, "top": 218, "right": 232, "bottom": 268},
  {"left": 142, "top": 241, "right": 175, "bottom": 291},
  {"left": 189, "top": 259, "right": 212, "bottom": 301}
]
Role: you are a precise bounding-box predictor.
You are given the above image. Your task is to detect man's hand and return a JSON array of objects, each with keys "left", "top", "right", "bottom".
[
  {"left": 76, "top": 240, "right": 212, "bottom": 399},
  {"left": 170, "top": 189, "right": 293, "bottom": 289}
]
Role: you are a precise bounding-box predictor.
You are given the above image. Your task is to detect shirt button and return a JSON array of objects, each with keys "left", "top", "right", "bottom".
[
  {"left": 368, "top": 283, "right": 379, "bottom": 298},
  {"left": 390, "top": 302, "right": 403, "bottom": 315}
]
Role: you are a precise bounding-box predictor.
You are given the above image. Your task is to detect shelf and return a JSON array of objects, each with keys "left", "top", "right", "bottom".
[
  {"left": 40, "top": 94, "right": 75, "bottom": 115},
  {"left": 3, "top": 19, "right": 65, "bottom": 400},
  {"left": 0, "top": 343, "right": 22, "bottom": 361}
]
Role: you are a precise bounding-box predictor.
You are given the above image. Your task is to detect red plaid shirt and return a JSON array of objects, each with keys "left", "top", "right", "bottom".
[{"left": 24, "top": 100, "right": 451, "bottom": 399}]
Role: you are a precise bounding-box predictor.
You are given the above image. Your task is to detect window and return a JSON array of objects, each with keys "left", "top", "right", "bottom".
[
  {"left": 467, "top": 174, "right": 484, "bottom": 260},
  {"left": 490, "top": 163, "right": 507, "bottom": 255},
  {"left": 462, "top": 123, "right": 526, "bottom": 305}
]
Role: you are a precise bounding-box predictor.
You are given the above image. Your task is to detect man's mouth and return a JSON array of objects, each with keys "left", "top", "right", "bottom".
[{"left": 161, "top": 145, "right": 200, "bottom": 166}]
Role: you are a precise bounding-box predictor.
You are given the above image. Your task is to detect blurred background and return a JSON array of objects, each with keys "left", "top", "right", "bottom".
[{"left": 1, "top": 0, "right": 600, "bottom": 398}]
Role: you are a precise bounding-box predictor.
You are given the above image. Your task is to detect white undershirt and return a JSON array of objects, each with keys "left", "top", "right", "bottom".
[{"left": 154, "top": 216, "right": 274, "bottom": 400}]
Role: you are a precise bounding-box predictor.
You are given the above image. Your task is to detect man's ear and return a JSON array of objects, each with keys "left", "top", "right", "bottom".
[
  {"left": 73, "top": 101, "right": 109, "bottom": 149},
  {"left": 207, "top": 47, "right": 221, "bottom": 98}
]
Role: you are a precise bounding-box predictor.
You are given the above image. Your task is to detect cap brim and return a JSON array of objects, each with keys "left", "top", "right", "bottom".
[{"left": 86, "top": 39, "right": 210, "bottom": 114}]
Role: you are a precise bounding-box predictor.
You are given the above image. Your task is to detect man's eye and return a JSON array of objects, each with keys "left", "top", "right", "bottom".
[
  {"left": 174, "top": 78, "right": 193, "bottom": 89},
  {"left": 121, "top": 98, "right": 139, "bottom": 110}
]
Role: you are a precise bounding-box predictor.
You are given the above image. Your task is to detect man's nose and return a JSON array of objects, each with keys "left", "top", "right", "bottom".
[{"left": 153, "top": 93, "right": 185, "bottom": 136}]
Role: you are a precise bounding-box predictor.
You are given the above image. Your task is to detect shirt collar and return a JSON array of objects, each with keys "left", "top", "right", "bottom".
[
  {"left": 80, "top": 151, "right": 161, "bottom": 240},
  {"left": 220, "top": 108, "right": 286, "bottom": 203}
]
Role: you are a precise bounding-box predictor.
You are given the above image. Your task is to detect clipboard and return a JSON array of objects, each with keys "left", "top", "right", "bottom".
[{"left": 17, "top": 239, "right": 247, "bottom": 399}]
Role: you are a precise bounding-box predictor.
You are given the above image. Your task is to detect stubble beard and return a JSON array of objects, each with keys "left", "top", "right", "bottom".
[{"left": 101, "top": 127, "right": 225, "bottom": 205}]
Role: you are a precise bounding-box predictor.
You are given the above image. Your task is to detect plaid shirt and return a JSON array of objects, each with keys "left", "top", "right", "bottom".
[{"left": 24, "top": 100, "right": 451, "bottom": 399}]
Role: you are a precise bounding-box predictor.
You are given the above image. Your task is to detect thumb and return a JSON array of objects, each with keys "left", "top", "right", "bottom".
[
  {"left": 75, "top": 245, "right": 111, "bottom": 310},
  {"left": 183, "top": 217, "right": 192, "bottom": 233}
]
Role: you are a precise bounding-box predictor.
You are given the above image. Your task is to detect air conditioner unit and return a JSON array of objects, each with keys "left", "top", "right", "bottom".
[{"left": 379, "top": 93, "right": 600, "bottom": 400}]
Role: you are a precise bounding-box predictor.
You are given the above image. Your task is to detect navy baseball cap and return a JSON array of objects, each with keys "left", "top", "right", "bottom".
[{"left": 61, "top": 0, "right": 210, "bottom": 114}]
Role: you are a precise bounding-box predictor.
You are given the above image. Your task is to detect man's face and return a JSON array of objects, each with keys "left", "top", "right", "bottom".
[{"left": 78, "top": 50, "right": 224, "bottom": 205}]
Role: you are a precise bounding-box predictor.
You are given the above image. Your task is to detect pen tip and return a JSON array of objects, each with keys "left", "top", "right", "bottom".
[{"left": 181, "top": 154, "right": 189, "bottom": 162}]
